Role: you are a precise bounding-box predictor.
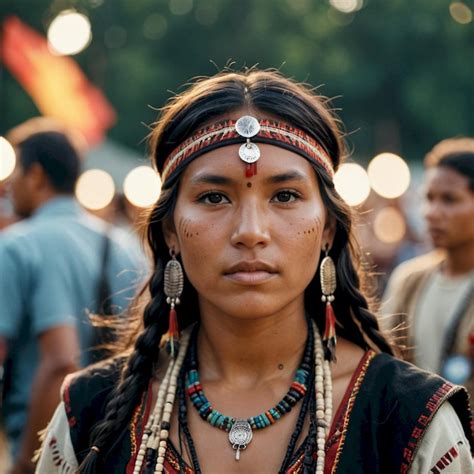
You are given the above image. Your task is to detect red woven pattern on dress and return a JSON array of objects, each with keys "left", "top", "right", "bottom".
[{"left": 161, "top": 119, "right": 334, "bottom": 181}]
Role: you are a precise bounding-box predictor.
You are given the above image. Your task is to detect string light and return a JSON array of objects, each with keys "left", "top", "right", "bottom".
[
  {"left": 123, "top": 166, "right": 162, "bottom": 207},
  {"left": 48, "top": 10, "right": 92, "bottom": 55},
  {"left": 75, "top": 169, "right": 115, "bottom": 210},
  {"left": 368, "top": 153, "right": 410, "bottom": 199},
  {"left": 334, "top": 163, "right": 371, "bottom": 206},
  {"left": 0, "top": 138, "right": 16, "bottom": 181}
]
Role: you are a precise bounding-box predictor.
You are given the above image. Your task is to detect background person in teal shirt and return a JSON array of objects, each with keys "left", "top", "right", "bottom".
[{"left": 0, "top": 118, "right": 147, "bottom": 473}]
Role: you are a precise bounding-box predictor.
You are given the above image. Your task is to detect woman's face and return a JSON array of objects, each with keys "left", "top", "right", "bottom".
[{"left": 165, "top": 143, "right": 334, "bottom": 320}]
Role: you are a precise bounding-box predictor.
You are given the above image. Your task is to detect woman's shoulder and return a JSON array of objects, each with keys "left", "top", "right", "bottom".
[
  {"left": 335, "top": 352, "right": 472, "bottom": 472},
  {"left": 366, "top": 352, "right": 458, "bottom": 398},
  {"left": 364, "top": 352, "right": 472, "bottom": 448},
  {"left": 61, "top": 356, "right": 126, "bottom": 415}
]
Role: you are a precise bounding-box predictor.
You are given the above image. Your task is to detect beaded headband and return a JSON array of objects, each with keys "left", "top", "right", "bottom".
[{"left": 161, "top": 115, "right": 334, "bottom": 182}]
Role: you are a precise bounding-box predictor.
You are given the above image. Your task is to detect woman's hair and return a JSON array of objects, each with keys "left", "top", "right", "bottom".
[
  {"left": 424, "top": 137, "right": 474, "bottom": 191},
  {"left": 79, "top": 69, "right": 394, "bottom": 471}
]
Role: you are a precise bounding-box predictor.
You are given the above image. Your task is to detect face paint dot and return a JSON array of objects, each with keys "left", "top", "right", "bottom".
[{"left": 246, "top": 182, "right": 252, "bottom": 188}]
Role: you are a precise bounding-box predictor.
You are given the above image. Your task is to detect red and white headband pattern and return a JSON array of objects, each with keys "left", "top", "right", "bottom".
[{"left": 161, "top": 115, "right": 334, "bottom": 182}]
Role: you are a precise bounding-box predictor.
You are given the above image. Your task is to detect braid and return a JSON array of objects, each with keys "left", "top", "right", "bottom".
[
  {"left": 337, "top": 246, "right": 394, "bottom": 354},
  {"left": 78, "top": 259, "right": 169, "bottom": 472},
  {"left": 304, "top": 162, "right": 396, "bottom": 357}
]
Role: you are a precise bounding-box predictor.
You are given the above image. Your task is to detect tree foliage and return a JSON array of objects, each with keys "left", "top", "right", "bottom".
[{"left": 1, "top": 0, "right": 473, "bottom": 161}]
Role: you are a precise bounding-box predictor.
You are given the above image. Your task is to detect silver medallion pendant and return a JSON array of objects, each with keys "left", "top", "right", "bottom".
[
  {"left": 235, "top": 115, "right": 260, "bottom": 138},
  {"left": 229, "top": 419, "right": 253, "bottom": 461},
  {"left": 239, "top": 142, "right": 260, "bottom": 163}
]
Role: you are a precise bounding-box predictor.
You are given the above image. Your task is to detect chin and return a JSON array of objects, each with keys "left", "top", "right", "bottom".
[
  {"left": 216, "top": 296, "right": 289, "bottom": 321},
  {"left": 429, "top": 234, "right": 448, "bottom": 249}
]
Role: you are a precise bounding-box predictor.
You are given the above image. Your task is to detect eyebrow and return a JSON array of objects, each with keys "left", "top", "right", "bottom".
[
  {"left": 265, "top": 171, "right": 311, "bottom": 184},
  {"left": 188, "top": 174, "right": 237, "bottom": 186},
  {"left": 188, "top": 170, "right": 311, "bottom": 186}
]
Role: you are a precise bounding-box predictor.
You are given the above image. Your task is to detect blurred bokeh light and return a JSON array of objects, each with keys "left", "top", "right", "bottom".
[
  {"left": 123, "top": 166, "right": 162, "bottom": 207},
  {"left": 169, "top": 0, "right": 194, "bottom": 16},
  {"left": 334, "top": 163, "right": 371, "bottom": 206},
  {"left": 47, "top": 10, "right": 92, "bottom": 55},
  {"left": 449, "top": 2, "right": 473, "bottom": 24},
  {"left": 373, "top": 206, "right": 406, "bottom": 244},
  {"left": 368, "top": 153, "right": 410, "bottom": 199},
  {"left": 0, "top": 138, "right": 16, "bottom": 181},
  {"left": 329, "top": 0, "right": 363, "bottom": 13},
  {"left": 75, "top": 169, "right": 115, "bottom": 210}
]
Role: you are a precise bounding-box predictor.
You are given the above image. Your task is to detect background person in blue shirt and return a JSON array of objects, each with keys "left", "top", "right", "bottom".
[{"left": 0, "top": 118, "right": 147, "bottom": 473}]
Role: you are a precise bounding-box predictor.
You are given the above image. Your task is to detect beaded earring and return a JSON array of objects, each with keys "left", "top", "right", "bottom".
[
  {"left": 320, "top": 244, "right": 337, "bottom": 362},
  {"left": 162, "top": 249, "right": 184, "bottom": 358}
]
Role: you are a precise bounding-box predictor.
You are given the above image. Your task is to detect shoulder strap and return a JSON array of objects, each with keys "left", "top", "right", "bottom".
[{"left": 440, "top": 280, "right": 474, "bottom": 361}]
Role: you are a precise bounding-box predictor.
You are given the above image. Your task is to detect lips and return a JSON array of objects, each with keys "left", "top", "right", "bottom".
[
  {"left": 428, "top": 227, "right": 446, "bottom": 237},
  {"left": 224, "top": 260, "right": 278, "bottom": 284},
  {"left": 224, "top": 260, "right": 278, "bottom": 274}
]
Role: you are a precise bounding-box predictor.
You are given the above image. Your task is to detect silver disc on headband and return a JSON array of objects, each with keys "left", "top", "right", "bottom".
[
  {"left": 235, "top": 115, "right": 260, "bottom": 138},
  {"left": 239, "top": 142, "right": 260, "bottom": 163},
  {"left": 229, "top": 420, "right": 253, "bottom": 461}
]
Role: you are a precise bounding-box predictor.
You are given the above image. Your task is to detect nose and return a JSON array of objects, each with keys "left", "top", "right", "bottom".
[
  {"left": 230, "top": 200, "right": 270, "bottom": 249},
  {"left": 423, "top": 199, "right": 442, "bottom": 222}
]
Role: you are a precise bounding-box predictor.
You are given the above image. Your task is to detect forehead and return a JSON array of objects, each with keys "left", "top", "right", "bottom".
[
  {"left": 179, "top": 143, "right": 320, "bottom": 186},
  {"left": 425, "top": 166, "right": 471, "bottom": 191}
]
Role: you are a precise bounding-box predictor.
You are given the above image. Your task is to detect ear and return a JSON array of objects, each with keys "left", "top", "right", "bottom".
[
  {"left": 27, "top": 163, "right": 48, "bottom": 189},
  {"left": 162, "top": 217, "right": 180, "bottom": 254},
  {"left": 322, "top": 212, "right": 336, "bottom": 250}
]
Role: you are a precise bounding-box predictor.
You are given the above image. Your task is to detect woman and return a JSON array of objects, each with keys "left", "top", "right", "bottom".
[{"left": 36, "top": 70, "right": 473, "bottom": 473}]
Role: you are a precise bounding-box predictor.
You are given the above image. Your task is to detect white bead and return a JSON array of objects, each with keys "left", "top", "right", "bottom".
[{"left": 158, "top": 446, "right": 166, "bottom": 455}]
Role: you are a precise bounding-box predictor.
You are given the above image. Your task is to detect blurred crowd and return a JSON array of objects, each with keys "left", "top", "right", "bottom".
[{"left": 0, "top": 118, "right": 473, "bottom": 472}]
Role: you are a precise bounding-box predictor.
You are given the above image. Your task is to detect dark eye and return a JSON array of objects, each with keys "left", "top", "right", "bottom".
[
  {"left": 199, "top": 192, "right": 229, "bottom": 204},
  {"left": 272, "top": 191, "right": 299, "bottom": 203},
  {"left": 442, "top": 194, "right": 457, "bottom": 204}
]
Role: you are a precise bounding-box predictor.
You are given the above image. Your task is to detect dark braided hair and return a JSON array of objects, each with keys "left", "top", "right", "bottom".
[{"left": 78, "top": 69, "right": 395, "bottom": 471}]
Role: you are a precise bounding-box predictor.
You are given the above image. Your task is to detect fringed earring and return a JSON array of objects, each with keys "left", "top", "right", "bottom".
[
  {"left": 320, "top": 244, "right": 337, "bottom": 362},
  {"left": 163, "top": 249, "right": 184, "bottom": 358}
]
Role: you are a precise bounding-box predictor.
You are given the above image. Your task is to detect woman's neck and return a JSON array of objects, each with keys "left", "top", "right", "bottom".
[
  {"left": 443, "top": 241, "right": 474, "bottom": 277},
  {"left": 196, "top": 301, "right": 308, "bottom": 387}
]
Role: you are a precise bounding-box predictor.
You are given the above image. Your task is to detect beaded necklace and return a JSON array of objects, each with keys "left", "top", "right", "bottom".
[
  {"left": 185, "top": 322, "right": 313, "bottom": 461},
  {"left": 133, "top": 321, "right": 332, "bottom": 474},
  {"left": 177, "top": 336, "right": 315, "bottom": 473}
]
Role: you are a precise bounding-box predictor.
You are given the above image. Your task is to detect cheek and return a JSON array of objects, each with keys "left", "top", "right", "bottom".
[
  {"left": 177, "top": 217, "right": 201, "bottom": 239},
  {"left": 175, "top": 216, "right": 221, "bottom": 276},
  {"left": 453, "top": 204, "right": 474, "bottom": 231},
  {"left": 285, "top": 215, "right": 324, "bottom": 262},
  {"left": 292, "top": 215, "right": 323, "bottom": 242}
]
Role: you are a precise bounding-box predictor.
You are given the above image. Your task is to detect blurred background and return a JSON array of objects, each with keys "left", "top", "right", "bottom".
[
  {"left": 1, "top": 0, "right": 473, "bottom": 291},
  {"left": 0, "top": 1, "right": 473, "bottom": 465}
]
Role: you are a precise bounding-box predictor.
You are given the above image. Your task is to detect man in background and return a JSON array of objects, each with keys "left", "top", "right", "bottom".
[
  {"left": 0, "top": 118, "right": 147, "bottom": 473},
  {"left": 383, "top": 138, "right": 474, "bottom": 398}
]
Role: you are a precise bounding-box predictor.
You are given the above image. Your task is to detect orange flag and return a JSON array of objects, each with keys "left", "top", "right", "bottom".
[{"left": 0, "top": 16, "right": 116, "bottom": 146}]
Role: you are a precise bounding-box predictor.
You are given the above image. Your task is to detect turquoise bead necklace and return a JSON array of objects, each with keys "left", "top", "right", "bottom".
[{"left": 185, "top": 324, "right": 313, "bottom": 460}]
